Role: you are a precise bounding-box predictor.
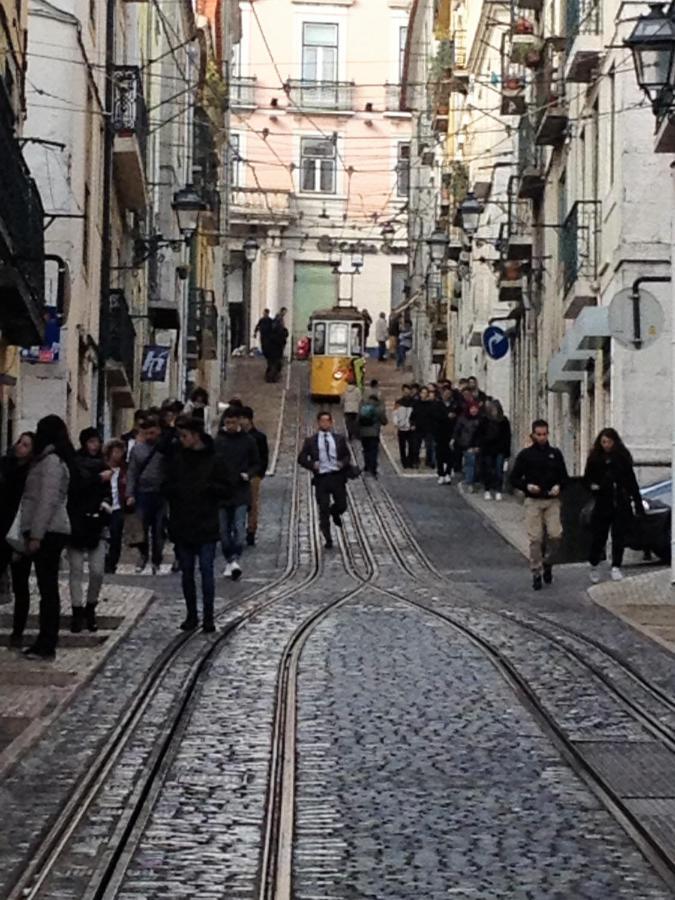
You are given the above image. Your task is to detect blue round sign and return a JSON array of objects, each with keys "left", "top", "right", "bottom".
[{"left": 482, "top": 325, "right": 509, "bottom": 360}]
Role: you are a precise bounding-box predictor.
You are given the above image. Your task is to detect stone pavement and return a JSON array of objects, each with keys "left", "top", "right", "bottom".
[{"left": 0, "top": 579, "right": 153, "bottom": 779}]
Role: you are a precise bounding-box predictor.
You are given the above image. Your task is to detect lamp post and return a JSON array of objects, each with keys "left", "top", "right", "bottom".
[
  {"left": 626, "top": 3, "right": 675, "bottom": 581},
  {"left": 240, "top": 236, "right": 260, "bottom": 350},
  {"left": 172, "top": 183, "right": 207, "bottom": 238},
  {"left": 330, "top": 242, "right": 364, "bottom": 305},
  {"left": 458, "top": 191, "right": 483, "bottom": 240}
]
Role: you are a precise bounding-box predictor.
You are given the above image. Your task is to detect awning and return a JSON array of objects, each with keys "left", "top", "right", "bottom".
[{"left": 547, "top": 306, "right": 609, "bottom": 392}]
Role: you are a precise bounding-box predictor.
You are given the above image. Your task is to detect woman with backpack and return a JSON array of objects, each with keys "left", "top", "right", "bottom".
[
  {"left": 358, "top": 393, "right": 388, "bottom": 477},
  {"left": 584, "top": 428, "right": 644, "bottom": 583}
]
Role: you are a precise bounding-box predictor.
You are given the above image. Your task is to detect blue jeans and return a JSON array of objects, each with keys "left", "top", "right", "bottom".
[
  {"left": 176, "top": 541, "right": 216, "bottom": 622},
  {"left": 136, "top": 492, "right": 166, "bottom": 567},
  {"left": 482, "top": 453, "right": 505, "bottom": 492},
  {"left": 462, "top": 450, "right": 479, "bottom": 486},
  {"left": 396, "top": 344, "right": 409, "bottom": 369},
  {"left": 219, "top": 506, "right": 247, "bottom": 562}
]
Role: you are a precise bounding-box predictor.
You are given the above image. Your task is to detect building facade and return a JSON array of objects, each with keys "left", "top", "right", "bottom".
[{"left": 228, "top": 0, "right": 411, "bottom": 352}]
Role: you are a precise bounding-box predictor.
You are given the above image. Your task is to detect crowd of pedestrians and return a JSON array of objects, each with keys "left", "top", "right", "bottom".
[{"left": 0, "top": 390, "right": 269, "bottom": 658}]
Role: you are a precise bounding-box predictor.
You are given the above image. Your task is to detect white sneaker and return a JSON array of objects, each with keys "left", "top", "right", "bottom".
[
  {"left": 230, "top": 561, "right": 242, "bottom": 581},
  {"left": 589, "top": 565, "right": 601, "bottom": 584},
  {"left": 222, "top": 563, "right": 232, "bottom": 578},
  {"left": 438, "top": 476, "right": 444, "bottom": 485},
  {"left": 443, "top": 474, "right": 452, "bottom": 484},
  {"left": 484, "top": 491, "right": 491, "bottom": 501},
  {"left": 610, "top": 566, "right": 624, "bottom": 582},
  {"left": 495, "top": 492, "right": 503, "bottom": 501}
]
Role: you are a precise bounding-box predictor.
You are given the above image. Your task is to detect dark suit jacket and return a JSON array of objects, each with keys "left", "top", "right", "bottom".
[{"left": 297, "top": 431, "right": 350, "bottom": 473}]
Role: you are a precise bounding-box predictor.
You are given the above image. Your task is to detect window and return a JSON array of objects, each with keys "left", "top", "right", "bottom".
[
  {"left": 313, "top": 322, "right": 326, "bottom": 355},
  {"left": 228, "top": 133, "right": 241, "bottom": 186},
  {"left": 396, "top": 142, "right": 410, "bottom": 197},
  {"left": 302, "top": 22, "right": 338, "bottom": 83},
  {"left": 399, "top": 26, "right": 408, "bottom": 81},
  {"left": 327, "top": 322, "right": 349, "bottom": 355},
  {"left": 300, "top": 137, "right": 336, "bottom": 194}
]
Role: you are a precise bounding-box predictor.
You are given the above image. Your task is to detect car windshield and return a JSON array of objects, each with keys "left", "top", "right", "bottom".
[{"left": 641, "top": 480, "right": 672, "bottom": 504}]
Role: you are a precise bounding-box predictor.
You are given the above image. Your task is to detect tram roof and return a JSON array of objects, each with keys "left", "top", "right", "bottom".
[{"left": 308, "top": 306, "right": 366, "bottom": 322}]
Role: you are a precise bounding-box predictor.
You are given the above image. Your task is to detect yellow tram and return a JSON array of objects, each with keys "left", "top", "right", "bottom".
[{"left": 308, "top": 306, "right": 367, "bottom": 401}]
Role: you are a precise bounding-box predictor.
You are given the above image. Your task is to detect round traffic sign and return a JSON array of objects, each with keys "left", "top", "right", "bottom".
[
  {"left": 482, "top": 325, "right": 509, "bottom": 360},
  {"left": 608, "top": 288, "right": 664, "bottom": 350}
]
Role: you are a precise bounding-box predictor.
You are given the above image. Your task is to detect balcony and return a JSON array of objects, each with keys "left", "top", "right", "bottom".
[
  {"left": 230, "top": 187, "right": 296, "bottom": 227},
  {"left": 112, "top": 66, "right": 148, "bottom": 212},
  {"left": 560, "top": 200, "right": 600, "bottom": 318},
  {"left": 565, "top": 0, "right": 601, "bottom": 83},
  {"left": 230, "top": 75, "right": 257, "bottom": 109},
  {"left": 286, "top": 79, "right": 354, "bottom": 113},
  {"left": 517, "top": 117, "right": 545, "bottom": 199},
  {"left": 0, "top": 84, "right": 45, "bottom": 346},
  {"left": 147, "top": 253, "right": 180, "bottom": 331},
  {"left": 498, "top": 260, "right": 526, "bottom": 302},
  {"left": 106, "top": 290, "right": 136, "bottom": 406},
  {"left": 505, "top": 198, "right": 533, "bottom": 261},
  {"left": 535, "top": 46, "right": 568, "bottom": 145}
]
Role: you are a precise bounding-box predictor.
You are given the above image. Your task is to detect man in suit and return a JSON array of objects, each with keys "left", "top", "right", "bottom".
[{"left": 297, "top": 411, "right": 350, "bottom": 548}]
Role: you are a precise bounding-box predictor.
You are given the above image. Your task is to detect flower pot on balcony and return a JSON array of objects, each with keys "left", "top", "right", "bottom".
[
  {"left": 514, "top": 17, "right": 535, "bottom": 34},
  {"left": 510, "top": 33, "right": 543, "bottom": 65},
  {"left": 524, "top": 49, "right": 543, "bottom": 69},
  {"left": 502, "top": 259, "right": 522, "bottom": 280}
]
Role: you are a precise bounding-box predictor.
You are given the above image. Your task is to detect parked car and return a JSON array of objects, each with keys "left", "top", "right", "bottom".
[{"left": 630, "top": 479, "right": 672, "bottom": 563}]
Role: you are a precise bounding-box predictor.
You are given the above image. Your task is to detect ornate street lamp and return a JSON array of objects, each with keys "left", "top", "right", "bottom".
[
  {"left": 625, "top": 3, "right": 675, "bottom": 116},
  {"left": 243, "top": 236, "right": 260, "bottom": 263},
  {"left": 172, "top": 183, "right": 207, "bottom": 238},
  {"left": 458, "top": 191, "right": 483, "bottom": 239},
  {"left": 350, "top": 244, "right": 365, "bottom": 272},
  {"left": 426, "top": 227, "right": 450, "bottom": 265}
]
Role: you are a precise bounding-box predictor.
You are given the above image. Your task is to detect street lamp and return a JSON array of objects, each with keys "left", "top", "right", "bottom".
[
  {"left": 172, "top": 183, "right": 207, "bottom": 238},
  {"left": 625, "top": 3, "right": 675, "bottom": 116},
  {"left": 426, "top": 228, "right": 450, "bottom": 265},
  {"left": 458, "top": 191, "right": 483, "bottom": 239},
  {"left": 243, "top": 236, "right": 260, "bottom": 263},
  {"left": 350, "top": 244, "right": 364, "bottom": 272}
]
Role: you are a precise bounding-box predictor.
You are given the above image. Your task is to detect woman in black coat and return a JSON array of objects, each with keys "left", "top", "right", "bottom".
[{"left": 584, "top": 428, "right": 643, "bottom": 583}]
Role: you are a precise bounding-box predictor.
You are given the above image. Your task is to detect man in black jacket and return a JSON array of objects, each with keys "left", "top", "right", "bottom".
[
  {"left": 215, "top": 408, "right": 260, "bottom": 580},
  {"left": 163, "top": 417, "right": 232, "bottom": 631},
  {"left": 297, "top": 411, "right": 350, "bottom": 548},
  {"left": 510, "top": 419, "right": 569, "bottom": 590},
  {"left": 239, "top": 406, "right": 269, "bottom": 546}
]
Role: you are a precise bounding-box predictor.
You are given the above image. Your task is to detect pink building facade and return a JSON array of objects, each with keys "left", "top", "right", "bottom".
[{"left": 228, "top": 0, "right": 411, "bottom": 349}]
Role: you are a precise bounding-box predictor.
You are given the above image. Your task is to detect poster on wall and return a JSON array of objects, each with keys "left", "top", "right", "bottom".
[
  {"left": 21, "top": 307, "right": 61, "bottom": 363},
  {"left": 141, "top": 345, "right": 170, "bottom": 382}
]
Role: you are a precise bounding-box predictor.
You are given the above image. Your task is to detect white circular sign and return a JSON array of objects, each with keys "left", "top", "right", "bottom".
[{"left": 608, "top": 287, "right": 664, "bottom": 350}]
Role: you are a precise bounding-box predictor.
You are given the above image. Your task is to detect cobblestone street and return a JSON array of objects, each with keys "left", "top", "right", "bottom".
[{"left": 2, "top": 366, "right": 675, "bottom": 899}]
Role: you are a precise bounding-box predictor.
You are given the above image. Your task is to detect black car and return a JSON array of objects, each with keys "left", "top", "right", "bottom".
[{"left": 630, "top": 479, "right": 672, "bottom": 563}]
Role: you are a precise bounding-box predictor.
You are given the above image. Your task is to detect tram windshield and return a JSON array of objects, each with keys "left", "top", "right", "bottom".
[
  {"left": 326, "top": 322, "right": 349, "bottom": 355},
  {"left": 350, "top": 324, "right": 363, "bottom": 355}
]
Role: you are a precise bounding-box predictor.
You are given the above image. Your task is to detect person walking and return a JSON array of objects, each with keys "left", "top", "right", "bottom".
[
  {"left": 375, "top": 312, "right": 388, "bottom": 361},
  {"left": 393, "top": 384, "right": 415, "bottom": 469},
  {"left": 0, "top": 432, "right": 35, "bottom": 647},
  {"left": 254, "top": 309, "right": 273, "bottom": 358},
  {"left": 183, "top": 387, "right": 212, "bottom": 434},
  {"left": 297, "top": 411, "right": 350, "bottom": 549},
  {"left": 388, "top": 312, "right": 400, "bottom": 359},
  {"left": 358, "top": 391, "right": 387, "bottom": 477},
  {"left": 432, "top": 383, "right": 461, "bottom": 484},
  {"left": 341, "top": 375, "right": 362, "bottom": 441},
  {"left": 265, "top": 307, "right": 288, "bottom": 383},
  {"left": 103, "top": 439, "right": 126, "bottom": 574},
  {"left": 20, "top": 415, "right": 74, "bottom": 659},
  {"left": 163, "top": 417, "right": 233, "bottom": 632},
  {"left": 476, "top": 400, "right": 511, "bottom": 500},
  {"left": 67, "top": 428, "right": 112, "bottom": 633},
  {"left": 396, "top": 319, "right": 413, "bottom": 369},
  {"left": 584, "top": 428, "right": 643, "bottom": 583},
  {"left": 412, "top": 386, "right": 436, "bottom": 469},
  {"left": 361, "top": 308, "right": 373, "bottom": 347},
  {"left": 126, "top": 414, "right": 167, "bottom": 574},
  {"left": 510, "top": 419, "right": 569, "bottom": 591},
  {"left": 215, "top": 408, "right": 260, "bottom": 579},
  {"left": 239, "top": 406, "right": 269, "bottom": 546},
  {"left": 454, "top": 403, "right": 482, "bottom": 491}
]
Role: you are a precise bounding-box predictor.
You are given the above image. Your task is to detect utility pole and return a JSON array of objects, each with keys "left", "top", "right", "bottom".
[{"left": 96, "top": 0, "right": 116, "bottom": 433}]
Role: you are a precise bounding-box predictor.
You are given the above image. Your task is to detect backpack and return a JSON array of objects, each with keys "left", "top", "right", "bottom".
[{"left": 359, "top": 402, "right": 378, "bottom": 427}]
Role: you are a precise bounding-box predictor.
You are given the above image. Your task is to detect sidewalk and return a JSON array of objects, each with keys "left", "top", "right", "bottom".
[{"left": 0, "top": 580, "right": 153, "bottom": 779}]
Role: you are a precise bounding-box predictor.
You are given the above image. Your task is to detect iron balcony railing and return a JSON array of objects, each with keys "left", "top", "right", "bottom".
[
  {"left": 517, "top": 116, "right": 543, "bottom": 177},
  {"left": 230, "top": 75, "right": 257, "bottom": 108},
  {"left": 0, "top": 80, "right": 45, "bottom": 308},
  {"left": 560, "top": 200, "right": 600, "bottom": 295},
  {"left": 565, "top": 0, "right": 600, "bottom": 52},
  {"left": 534, "top": 42, "right": 566, "bottom": 124},
  {"left": 112, "top": 66, "right": 148, "bottom": 162},
  {"left": 286, "top": 79, "right": 355, "bottom": 112},
  {"left": 108, "top": 290, "right": 136, "bottom": 387}
]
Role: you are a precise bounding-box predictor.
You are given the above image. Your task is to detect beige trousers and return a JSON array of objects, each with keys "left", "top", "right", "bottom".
[
  {"left": 524, "top": 497, "right": 562, "bottom": 573},
  {"left": 248, "top": 476, "right": 262, "bottom": 534}
]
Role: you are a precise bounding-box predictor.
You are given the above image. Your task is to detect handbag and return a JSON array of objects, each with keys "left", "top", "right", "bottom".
[{"left": 5, "top": 506, "right": 25, "bottom": 554}]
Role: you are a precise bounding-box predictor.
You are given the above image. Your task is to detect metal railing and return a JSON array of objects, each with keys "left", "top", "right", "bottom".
[
  {"left": 230, "top": 75, "right": 257, "bottom": 108},
  {"left": 534, "top": 42, "right": 566, "bottom": 127},
  {"left": 560, "top": 200, "right": 599, "bottom": 294},
  {"left": 0, "top": 80, "right": 45, "bottom": 306},
  {"left": 230, "top": 187, "right": 294, "bottom": 218},
  {"left": 286, "top": 79, "right": 354, "bottom": 111},
  {"left": 517, "top": 116, "right": 544, "bottom": 177},
  {"left": 112, "top": 66, "right": 148, "bottom": 161},
  {"left": 108, "top": 290, "right": 136, "bottom": 386},
  {"left": 565, "top": 0, "right": 600, "bottom": 52}
]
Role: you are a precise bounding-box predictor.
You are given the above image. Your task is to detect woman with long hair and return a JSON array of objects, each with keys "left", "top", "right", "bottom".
[
  {"left": 476, "top": 399, "right": 512, "bottom": 500},
  {"left": 584, "top": 427, "right": 642, "bottom": 583},
  {"left": 0, "top": 432, "right": 35, "bottom": 647},
  {"left": 20, "top": 415, "right": 73, "bottom": 659}
]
